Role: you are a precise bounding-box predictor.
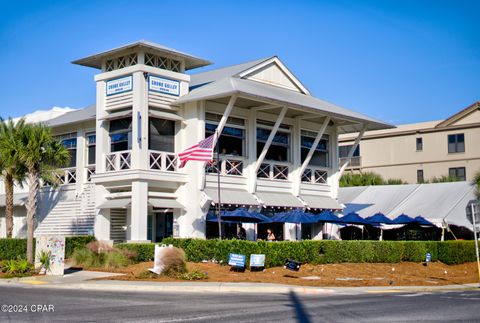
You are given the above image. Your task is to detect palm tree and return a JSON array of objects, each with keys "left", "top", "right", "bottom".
[
  {"left": 18, "top": 123, "right": 70, "bottom": 262},
  {"left": 0, "top": 118, "right": 27, "bottom": 238}
]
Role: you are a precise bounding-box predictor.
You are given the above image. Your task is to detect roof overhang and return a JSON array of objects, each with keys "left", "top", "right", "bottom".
[
  {"left": 72, "top": 40, "right": 212, "bottom": 70},
  {"left": 175, "top": 77, "right": 393, "bottom": 133}
]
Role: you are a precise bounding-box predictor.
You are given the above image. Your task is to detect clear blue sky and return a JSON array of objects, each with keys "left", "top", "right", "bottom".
[{"left": 0, "top": 0, "right": 478, "bottom": 124}]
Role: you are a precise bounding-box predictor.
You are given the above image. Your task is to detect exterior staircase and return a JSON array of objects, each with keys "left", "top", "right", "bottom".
[{"left": 34, "top": 183, "right": 96, "bottom": 236}]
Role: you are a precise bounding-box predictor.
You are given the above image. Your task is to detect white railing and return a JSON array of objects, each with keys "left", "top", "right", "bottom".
[
  {"left": 105, "top": 151, "right": 131, "bottom": 172},
  {"left": 149, "top": 151, "right": 179, "bottom": 172},
  {"left": 55, "top": 167, "right": 77, "bottom": 185},
  {"left": 339, "top": 156, "right": 361, "bottom": 168},
  {"left": 86, "top": 166, "right": 96, "bottom": 182},
  {"left": 257, "top": 161, "right": 289, "bottom": 180},
  {"left": 302, "top": 167, "right": 328, "bottom": 184},
  {"left": 205, "top": 156, "right": 244, "bottom": 176}
]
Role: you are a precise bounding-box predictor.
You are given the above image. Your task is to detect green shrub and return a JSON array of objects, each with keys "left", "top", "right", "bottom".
[
  {"left": 0, "top": 239, "right": 28, "bottom": 260},
  {"left": 178, "top": 269, "right": 208, "bottom": 280},
  {"left": 71, "top": 246, "right": 131, "bottom": 269},
  {"left": 0, "top": 236, "right": 96, "bottom": 260},
  {"left": 117, "top": 239, "right": 477, "bottom": 267},
  {"left": 116, "top": 243, "right": 155, "bottom": 262},
  {"left": 65, "top": 236, "right": 96, "bottom": 258},
  {"left": 1, "top": 258, "right": 33, "bottom": 277}
]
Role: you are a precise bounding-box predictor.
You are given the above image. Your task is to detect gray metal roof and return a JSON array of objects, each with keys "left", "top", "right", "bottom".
[
  {"left": 46, "top": 105, "right": 96, "bottom": 127},
  {"left": 175, "top": 77, "right": 393, "bottom": 132},
  {"left": 189, "top": 57, "right": 273, "bottom": 88},
  {"left": 72, "top": 40, "right": 212, "bottom": 70}
]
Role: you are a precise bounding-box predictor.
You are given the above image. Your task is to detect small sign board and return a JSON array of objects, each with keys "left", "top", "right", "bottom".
[
  {"left": 34, "top": 235, "right": 65, "bottom": 276},
  {"left": 106, "top": 76, "right": 133, "bottom": 96},
  {"left": 250, "top": 254, "right": 265, "bottom": 268},
  {"left": 228, "top": 253, "right": 246, "bottom": 268},
  {"left": 284, "top": 258, "right": 302, "bottom": 272},
  {"left": 425, "top": 252, "right": 431, "bottom": 263},
  {"left": 149, "top": 75, "right": 180, "bottom": 96}
]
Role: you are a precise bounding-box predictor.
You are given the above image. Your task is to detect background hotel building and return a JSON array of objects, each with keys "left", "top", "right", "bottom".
[
  {"left": 339, "top": 101, "right": 480, "bottom": 184},
  {"left": 0, "top": 41, "right": 391, "bottom": 242}
]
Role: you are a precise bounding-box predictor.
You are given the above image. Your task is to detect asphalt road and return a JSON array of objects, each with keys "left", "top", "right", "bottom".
[{"left": 0, "top": 286, "right": 479, "bottom": 322}]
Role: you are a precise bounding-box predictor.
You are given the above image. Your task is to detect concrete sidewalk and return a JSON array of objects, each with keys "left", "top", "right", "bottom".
[{"left": 0, "top": 269, "right": 478, "bottom": 295}]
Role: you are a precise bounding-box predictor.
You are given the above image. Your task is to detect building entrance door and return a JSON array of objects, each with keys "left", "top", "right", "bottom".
[{"left": 154, "top": 212, "right": 173, "bottom": 242}]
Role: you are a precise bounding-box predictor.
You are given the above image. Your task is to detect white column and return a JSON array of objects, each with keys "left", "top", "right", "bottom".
[
  {"left": 95, "top": 80, "right": 108, "bottom": 174},
  {"left": 130, "top": 181, "right": 149, "bottom": 242},
  {"left": 291, "top": 117, "right": 302, "bottom": 196},
  {"left": 75, "top": 128, "right": 86, "bottom": 190},
  {"left": 246, "top": 108, "right": 257, "bottom": 193},
  {"left": 131, "top": 71, "right": 149, "bottom": 169}
]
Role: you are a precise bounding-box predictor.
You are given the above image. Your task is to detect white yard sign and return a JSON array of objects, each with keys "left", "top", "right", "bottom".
[{"left": 35, "top": 235, "right": 65, "bottom": 276}]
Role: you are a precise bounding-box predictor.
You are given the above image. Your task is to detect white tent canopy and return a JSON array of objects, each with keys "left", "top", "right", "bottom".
[{"left": 338, "top": 182, "right": 476, "bottom": 229}]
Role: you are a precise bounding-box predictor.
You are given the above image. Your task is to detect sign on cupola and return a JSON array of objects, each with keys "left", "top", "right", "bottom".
[
  {"left": 149, "top": 75, "right": 180, "bottom": 96},
  {"left": 106, "top": 76, "right": 133, "bottom": 96}
]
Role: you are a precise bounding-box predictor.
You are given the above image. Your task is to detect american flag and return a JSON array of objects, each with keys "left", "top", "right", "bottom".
[{"left": 178, "top": 133, "right": 217, "bottom": 168}]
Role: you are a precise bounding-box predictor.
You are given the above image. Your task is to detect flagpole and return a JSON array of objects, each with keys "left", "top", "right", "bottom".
[{"left": 216, "top": 130, "right": 222, "bottom": 239}]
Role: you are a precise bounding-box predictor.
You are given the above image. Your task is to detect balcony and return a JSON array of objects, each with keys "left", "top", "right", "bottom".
[
  {"left": 257, "top": 161, "right": 289, "bottom": 180},
  {"left": 86, "top": 166, "right": 95, "bottom": 182},
  {"left": 55, "top": 167, "right": 77, "bottom": 185},
  {"left": 339, "top": 156, "right": 361, "bottom": 168},
  {"left": 105, "top": 151, "right": 131, "bottom": 172},
  {"left": 302, "top": 167, "right": 328, "bottom": 184},
  {"left": 205, "top": 156, "right": 245, "bottom": 176},
  {"left": 149, "top": 150, "right": 179, "bottom": 172}
]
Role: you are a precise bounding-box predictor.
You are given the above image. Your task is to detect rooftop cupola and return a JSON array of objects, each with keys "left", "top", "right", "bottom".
[{"left": 72, "top": 40, "right": 212, "bottom": 73}]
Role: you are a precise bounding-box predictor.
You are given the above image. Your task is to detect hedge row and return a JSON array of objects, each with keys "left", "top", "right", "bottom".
[
  {"left": 117, "top": 239, "right": 476, "bottom": 267},
  {"left": 0, "top": 236, "right": 96, "bottom": 260}
]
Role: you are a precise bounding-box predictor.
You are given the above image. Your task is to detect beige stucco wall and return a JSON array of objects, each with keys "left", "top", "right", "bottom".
[{"left": 340, "top": 110, "right": 480, "bottom": 183}]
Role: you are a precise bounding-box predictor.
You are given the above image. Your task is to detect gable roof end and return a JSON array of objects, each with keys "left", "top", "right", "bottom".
[{"left": 435, "top": 101, "right": 480, "bottom": 128}]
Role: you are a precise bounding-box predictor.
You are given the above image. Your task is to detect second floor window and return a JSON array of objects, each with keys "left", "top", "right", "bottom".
[
  {"left": 257, "top": 127, "right": 290, "bottom": 162},
  {"left": 300, "top": 130, "right": 329, "bottom": 167},
  {"left": 86, "top": 133, "right": 96, "bottom": 165},
  {"left": 109, "top": 117, "right": 132, "bottom": 152},
  {"left": 448, "top": 133, "right": 465, "bottom": 153},
  {"left": 57, "top": 132, "right": 77, "bottom": 168},
  {"left": 416, "top": 137, "right": 423, "bottom": 151},
  {"left": 205, "top": 123, "right": 245, "bottom": 156},
  {"left": 149, "top": 118, "right": 175, "bottom": 152}
]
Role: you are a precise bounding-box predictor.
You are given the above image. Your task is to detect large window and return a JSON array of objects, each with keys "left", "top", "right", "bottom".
[
  {"left": 301, "top": 130, "right": 329, "bottom": 167},
  {"left": 256, "top": 128, "right": 290, "bottom": 162},
  {"left": 86, "top": 133, "right": 96, "bottom": 165},
  {"left": 149, "top": 118, "right": 175, "bottom": 152},
  {"left": 57, "top": 132, "right": 77, "bottom": 168},
  {"left": 449, "top": 167, "right": 466, "bottom": 181},
  {"left": 205, "top": 113, "right": 245, "bottom": 156},
  {"left": 109, "top": 117, "right": 132, "bottom": 152},
  {"left": 448, "top": 133, "right": 465, "bottom": 153}
]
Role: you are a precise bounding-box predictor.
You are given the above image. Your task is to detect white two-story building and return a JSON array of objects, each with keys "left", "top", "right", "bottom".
[{"left": 0, "top": 41, "right": 391, "bottom": 242}]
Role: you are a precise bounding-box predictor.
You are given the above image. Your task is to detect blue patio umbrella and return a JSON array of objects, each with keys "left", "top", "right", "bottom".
[
  {"left": 414, "top": 216, "right": 434, "bottom": 226},
  {"left": 271, "top": 209, "right": 319, "bottom": 223},
  {"left": 316, "top": 210, "right": 342, "bottom": 223},
  {"left": 217, "top": 208, "right": 270, "bottom": 223},
  {"left": 339, "top": 212, "right": 369, "bottom": 225},
  {"left": 365, "top": 212, "right": 394, "bottom": 225},
  {"left": 391, "top": 213, "right": 416, "bottom": 224}
]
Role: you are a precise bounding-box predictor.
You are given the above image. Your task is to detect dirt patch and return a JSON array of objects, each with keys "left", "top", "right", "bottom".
[{"left": 87, "top": 261, "right": 480, "bottom": 287}]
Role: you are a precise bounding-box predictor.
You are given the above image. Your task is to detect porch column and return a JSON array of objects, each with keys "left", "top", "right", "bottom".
[{"left": 130, "top": 181, "right": 149, "bottom": 242}]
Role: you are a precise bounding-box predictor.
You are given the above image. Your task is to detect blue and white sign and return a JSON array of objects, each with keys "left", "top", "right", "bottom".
[
  {"left": 106, "top": 76, "right": 133, "bottom": 96},
  {"left": 250, "top": 254, "right": 265, "bottom": 267},
  {"left": 228, "top": 253, "right": 246, "bottom": 268},
  {"left": 149, "top": 75, "right": 180, "bottom": 96},
  {"left": 426, "top": 252, "right": 431, "bottom": 263}
]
